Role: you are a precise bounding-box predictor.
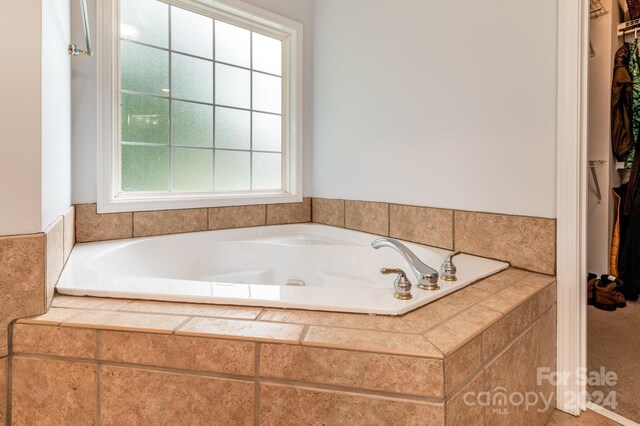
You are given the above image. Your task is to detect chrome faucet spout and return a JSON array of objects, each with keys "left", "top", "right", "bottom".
[{"left": 371, "top": 238, "right": 439, "bottom": 286}]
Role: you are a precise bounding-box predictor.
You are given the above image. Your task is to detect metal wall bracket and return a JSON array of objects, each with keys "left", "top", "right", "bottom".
[{"left": 69, "top": 0, "right": 93, "bottom": 57}]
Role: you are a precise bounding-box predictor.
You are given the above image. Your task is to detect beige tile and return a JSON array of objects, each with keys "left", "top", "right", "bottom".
[
  {"left": 311, "top": 198, "right": 345, "bottom": 227},
  {"left": 445, "top": 336, "right": 483, "bottom": 396},
  {"left": 45, "top": 216, "right": 64, "bottom": 307},
  {"left": 519, "top": 272, "right": 557, "bottom": 288},
  {"left": 266, "top": 198, "right": 311, "bottom": 225},
  {"left": 403, "top": 286, "right": 492, "bottom": 333},
  {"left": 390, "top": 204, "right": 454, "bottom": 249},
  {"left": 425, "top": 305, "right": 503, "bottom": 355},
  {"left": 261, "top": 343, "right": 444, "bottom": 397},
  {"left": 260, "top": 308, "right": 414, "bottom": 332},
  {"left": 177, "top": 317, "right": 304, "bottom": 343},
  {"left": 482, "top": 284, "right": 556, "bottom": 360},
  {"left": 62, "top": 310, "right": 188, "bottom": 334},
  {"left": 303, "top": 326, "right": 442, "bottom": 358},
  {"left": 0, "top": 357, "right": 6, "bottom": 425},
  {"left": 100, "top": 366, "right": 253, "bottom": 425},
  {"left": 75, "top": 203, "right": 133, "bottom": 243},
  {"left": 13, "top": 324, "right": 96, "bottom": 358},
  {"left": 0, "top": 234, "right": 46, "bottom": 356},
  {"left": 100, "top": 331, "right": 255, "bottom": 376},
  {"left": 260, "top": 383, "right": 444, "bottom": 426},
  {"left": 209, "top": 204, "right": 266, "bottom": 230},
  {"left": 11, "top": 357, "right": 97, "bottom": 426},
  {"left": 446, "top": 371, "right": 486, "bottom": 426},
  {"left": 18, "top": 307, "right": 86, "bottom": 326},
  {"left": 480, "top": 281, "right": 543, "bottom": 314},
  {"left": 454, "top": 211, "right": 556, "bottom": 274},
  {"left": 121, "top": 300, "right": 262, "bottom": 319},
  {"left": 484, "top": 307, "right": 556, "bottom": 426},
  {"left": 473, "top": 268, "right": 531, "bottom": 293},
  {"left": 344, "top": 200, "right": 389, "bottom": 235},
  {"left": 133, "top": 208, "right": 208, "bottom": 237},
  {"left": 63, "top": 206, "right": 75, "bottom": 263},
  {"left": 52, "top": 295, "right": 131, "bottom": 310}
]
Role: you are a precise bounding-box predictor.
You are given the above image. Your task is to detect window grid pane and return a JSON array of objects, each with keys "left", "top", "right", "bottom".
[{"left": 120, "top": 0, "right": 283, "bottom": 193}]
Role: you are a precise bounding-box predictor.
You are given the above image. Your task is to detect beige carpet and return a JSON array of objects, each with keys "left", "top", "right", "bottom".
[
  {"left": 547, "top": 409, "right": 620, "bottom": 425},
  {"left": 587, "top": 300, "right": 640, "bottom": 423}
]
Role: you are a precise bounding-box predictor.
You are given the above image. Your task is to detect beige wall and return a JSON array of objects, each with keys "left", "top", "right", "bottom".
[{"left": 587, "top": 0, "right": 618, "bottom": 275}]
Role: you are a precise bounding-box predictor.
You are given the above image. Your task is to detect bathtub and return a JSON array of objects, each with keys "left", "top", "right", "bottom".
[{"left": 57, "top": 224, "right": 509, "bottom": 315}]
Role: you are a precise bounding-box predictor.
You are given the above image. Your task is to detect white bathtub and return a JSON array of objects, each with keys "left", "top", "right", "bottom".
[{"left": 57, "top": 224, "right": 508, "bottom": 315}]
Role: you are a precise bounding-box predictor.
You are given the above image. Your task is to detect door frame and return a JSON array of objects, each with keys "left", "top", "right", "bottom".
[{"left": 556, "top": 0, "right": 589, "bottom": 415}]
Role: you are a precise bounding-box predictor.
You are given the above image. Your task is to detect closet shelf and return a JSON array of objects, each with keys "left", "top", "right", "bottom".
[{"left": 618, "top": 18, "right": 640, "bottom": 36}]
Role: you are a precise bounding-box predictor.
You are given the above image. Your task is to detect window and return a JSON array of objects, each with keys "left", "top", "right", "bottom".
[{"left": 98, "top": 0, "right": 303, "bottom": 212}]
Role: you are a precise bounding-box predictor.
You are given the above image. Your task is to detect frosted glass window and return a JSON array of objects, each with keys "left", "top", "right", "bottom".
[
  {"left": 121, "top": 0, "right": 168, "bottom": 48},
  {"left": 118, "top": 0, "right": 290, "bottom": 196},
  {"left": 172, "top": 53, "right": 213, "bottom": 103},
  {"left": 122, "top": 145, "right": 170, "bottom": 191},
  {"left": 253, "top": 73, "right": 281, "bottom": 114},
  {"left": 171, "top": 101, "right": 213, "bottom": 147},
  {"left": 252, "top": 112, "right": 281, "bottom": 152},
  {"left": 121, "top": 42, "right": 169, "bottom": 96},
  {"left": 215, "top": 21, "right": 250, "bottom": 67},
  {"left": 171, "top": 6, "right": 213, "bottom": 59},
  {"left": 121, "top": 94, "right": 169, "bottom": 144},
  {"left": 252, "top": 152, "right": 281, "bottom": 190},
  {"left": 252, "top": 33, "right": 282, "bottom": 75},
  {"left": 215, "top": 107, "right": 250, "bottom": 150},
  {"left": 173, "top": 148, "right": 213, "bottom": 191},
  {"left": 214, "top": 151, "right": 250, "bottom": 191},
  {"left": 216, "top": 64, "right": 250, "bottom": 108}
]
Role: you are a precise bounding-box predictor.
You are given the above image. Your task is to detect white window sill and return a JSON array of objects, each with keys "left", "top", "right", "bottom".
[{"left": 97, "top": 191, "right": 303, "bottom": 213}]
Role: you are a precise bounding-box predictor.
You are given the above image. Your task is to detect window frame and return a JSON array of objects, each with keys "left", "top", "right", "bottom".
[{"left": 97, "top": 0, "right": 303, "bottom": 213}]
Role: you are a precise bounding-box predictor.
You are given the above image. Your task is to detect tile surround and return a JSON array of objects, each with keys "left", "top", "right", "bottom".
[
  {"left": 69, "top": 199, "right": 555, "bottom": 275},
  {"left": 100, "top": 331, "right": 255, "bottom": 376},
  {"left": 11, "top": 357, "right": 97, "bottom": 426},
  {"left": 75, "top": 203, "right": 133, "bottom": 243},
  {"left": 454, "top": 210, "right": 556, "bottom": 274},
  {"left": 209, "top": 204, "right": 266, "bottom": 229},
  {"left": 62, "top": 206, "right": 75, "bottom": 263},
  {"left": 266, "top": 197, "right": 312, "bottom": 225},
  {"left": 260, "top": 343, "right": 444, "bottom": 397},
  {"left": 0, "top": 233, "right": 46, "bottom": 356},
  {"left": 7, "top": 270, "right": 556, "bottom": 425},
  {"left": 303, "top": 325, "right": 443, "bottom": 358},
  {"left": 13, "top": 323, "right": 96, "bottom": 359},
  {"left": 62, "top": 310, "right": 188, "bottom": 334},
  {"left": 259, "top": 383, "right": 445, "bottom": 426},
  {"left": 133, "top": 208, "right": 208, "bottom": 237},
  {"left": 344, "top": 200, "right": 389, "bottom": 235},
  {"left": 100, "top": 366, "right": 254, "bottom": 425},
  {"left": 44, "top": 216, "right": 64, "bottom": 307},
  {"left": 178, "top": 317, "right": 304, "bottom": 344},
  {"left": 311, "top": 198, "right": 345, "bottom": 227},
  {"left": 390, "top": 204, "right": 454, "bottom": 249}
]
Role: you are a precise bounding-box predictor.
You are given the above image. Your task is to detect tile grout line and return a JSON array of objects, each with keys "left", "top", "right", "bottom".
[
  {"left": 96, "top": 330, "right": 102, "bottom": 426},
  {"left": 254, "top": 342, "right": 260, "bottom": 426}
]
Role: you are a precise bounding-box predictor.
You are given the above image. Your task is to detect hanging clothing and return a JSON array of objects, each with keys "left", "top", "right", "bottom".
[
  {"left": 612, "top": 43, "right": 635, "bottom": 161},
  {"left": 624, "top": 41, "right": 640, "bottom": 214},
  {"left": 619, "top": 181, "right": 640, "bottom": 301},
  {"left": 610, "top": 186, "right": 625, "bottom": 276}
]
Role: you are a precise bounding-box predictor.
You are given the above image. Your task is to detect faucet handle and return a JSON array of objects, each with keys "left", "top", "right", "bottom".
[
  {"left": 440, "top": 251, "right": 461, "bottom": 282},
  {"left": 380, "top": 268, "right": 413, "bottom": 300}
]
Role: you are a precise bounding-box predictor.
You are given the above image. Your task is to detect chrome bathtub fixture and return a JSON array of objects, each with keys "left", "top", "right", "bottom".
[
  {"left": 371, "top": 238, "right": 440, "bottom": 290},
  {"left": 440, "top": 251, "right": 462, "bottom": 282},
  {"left": 380, "top": 268, "right": 412, "bottom": 300},
  {"left": 69, "top": 0, "right": 93, "bottom": 57}
]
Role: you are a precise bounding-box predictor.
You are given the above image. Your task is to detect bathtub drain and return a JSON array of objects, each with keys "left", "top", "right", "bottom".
[{"left": 286, "top": 279, "right": 306, "bottom": 286}]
